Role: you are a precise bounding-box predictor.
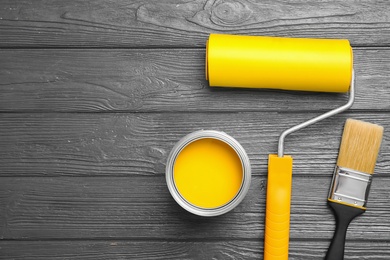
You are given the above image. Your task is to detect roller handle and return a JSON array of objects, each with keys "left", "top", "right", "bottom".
[
  {"left": 264, "top": 155, "right": 293, "bottom": 260},
  {"left": 325, "top": 201, "right": 365, "bottom": 260}
]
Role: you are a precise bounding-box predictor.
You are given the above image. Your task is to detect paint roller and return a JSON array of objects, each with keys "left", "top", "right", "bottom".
[{"left": 205, "top": 34, "right": 354, "bottom": 260}]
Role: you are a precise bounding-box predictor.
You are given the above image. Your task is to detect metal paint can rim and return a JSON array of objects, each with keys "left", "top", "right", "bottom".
[{"left": 166, "top": 130, "right": 251, "bottom": 217}]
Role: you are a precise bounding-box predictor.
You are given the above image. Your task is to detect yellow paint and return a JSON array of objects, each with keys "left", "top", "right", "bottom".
[
  {"left": 206, "top": 33, "right": 353, "bottom": 92},
  {"left": 173, "top": 138, "right": 243, "bottom": 208}
]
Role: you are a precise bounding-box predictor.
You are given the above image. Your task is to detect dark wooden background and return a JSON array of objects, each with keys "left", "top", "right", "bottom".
[{"left": 0, "top": 1, "right": 389, "bottom": 259}]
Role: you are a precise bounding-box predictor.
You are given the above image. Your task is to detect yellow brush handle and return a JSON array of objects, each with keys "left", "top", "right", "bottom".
[{"left": 264, "top": 154, "right": 293, "bottom": 260}]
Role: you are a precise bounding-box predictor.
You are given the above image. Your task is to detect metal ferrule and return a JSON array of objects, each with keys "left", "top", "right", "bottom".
[{"left": 328, "top": 166, "right": 373, "bottom": 208}]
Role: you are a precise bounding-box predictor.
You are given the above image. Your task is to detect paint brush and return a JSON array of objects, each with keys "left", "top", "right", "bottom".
[{"left": 326, "top": 119, "right": 383, "bottom": 260}]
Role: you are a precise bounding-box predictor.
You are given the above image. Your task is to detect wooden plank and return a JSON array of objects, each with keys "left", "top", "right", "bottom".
[
  {"left": 0, "top": 0, "right": 389, "bottom": 47},
  {"left": 0, "top": 112, "right": 388, "bottom": 177},
  {"left": 0, "top": 240, "right": 389, "bottom": 260},
  {"left": 0, "top": 48, "right": 389, "bottom": 112},
  {"left": 0, "top": 176, "right": 389, "bottom": 240}
]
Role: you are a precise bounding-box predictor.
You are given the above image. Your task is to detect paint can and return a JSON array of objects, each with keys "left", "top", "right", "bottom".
[{"left": 166, "top": 130, "right": 251, "bottom": 216}]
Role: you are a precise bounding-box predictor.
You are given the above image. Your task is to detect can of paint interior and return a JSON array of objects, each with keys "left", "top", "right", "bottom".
[{"left": 166, "top": 130, "right": 251, "bottom": 216}]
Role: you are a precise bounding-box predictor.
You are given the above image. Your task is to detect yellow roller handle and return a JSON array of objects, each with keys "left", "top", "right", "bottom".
[{"left": 264, "top": 154, "right": 293, "bottom": 260}]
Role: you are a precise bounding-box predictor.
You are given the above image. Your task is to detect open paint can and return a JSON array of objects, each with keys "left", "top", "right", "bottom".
[{"left": 166, "top": 130, "right": 251, "bottom": 216}]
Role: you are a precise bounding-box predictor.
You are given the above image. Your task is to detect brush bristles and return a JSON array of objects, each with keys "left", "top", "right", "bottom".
[{"left": 337, "top": 119, "right": 384, "bottom": 174}]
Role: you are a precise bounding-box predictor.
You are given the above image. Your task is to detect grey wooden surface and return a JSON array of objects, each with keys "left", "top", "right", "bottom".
[{"left": 0, "top": 1, "right": 389, "bottom": 259}]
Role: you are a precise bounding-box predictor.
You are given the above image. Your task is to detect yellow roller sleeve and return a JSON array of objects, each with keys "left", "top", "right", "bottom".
[
  {"left": 206, "top": 34, "right": 353, "bottom": 92},
  {"left": 264, "top": 154, "right": 293, "bottom": 260}
]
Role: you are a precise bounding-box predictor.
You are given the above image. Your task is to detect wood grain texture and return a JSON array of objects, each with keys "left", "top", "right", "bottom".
[
  {"left": 0, "top": 176, "right": 389, "bottom": 240},
  {"left": 0, "top": 0, "right": 389, "bottom": 47},
  {"left": 1, "top": 240, "right": 389, "bottom": 260},
  {"left": 0, "top": 112, "right": 388, "bottom": 177},
  {"left": 0, "top": 48, "right": 389, "bottom": 112},
  {"left": 0, "top": 1, "right": 389, "bottom": 258}
]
